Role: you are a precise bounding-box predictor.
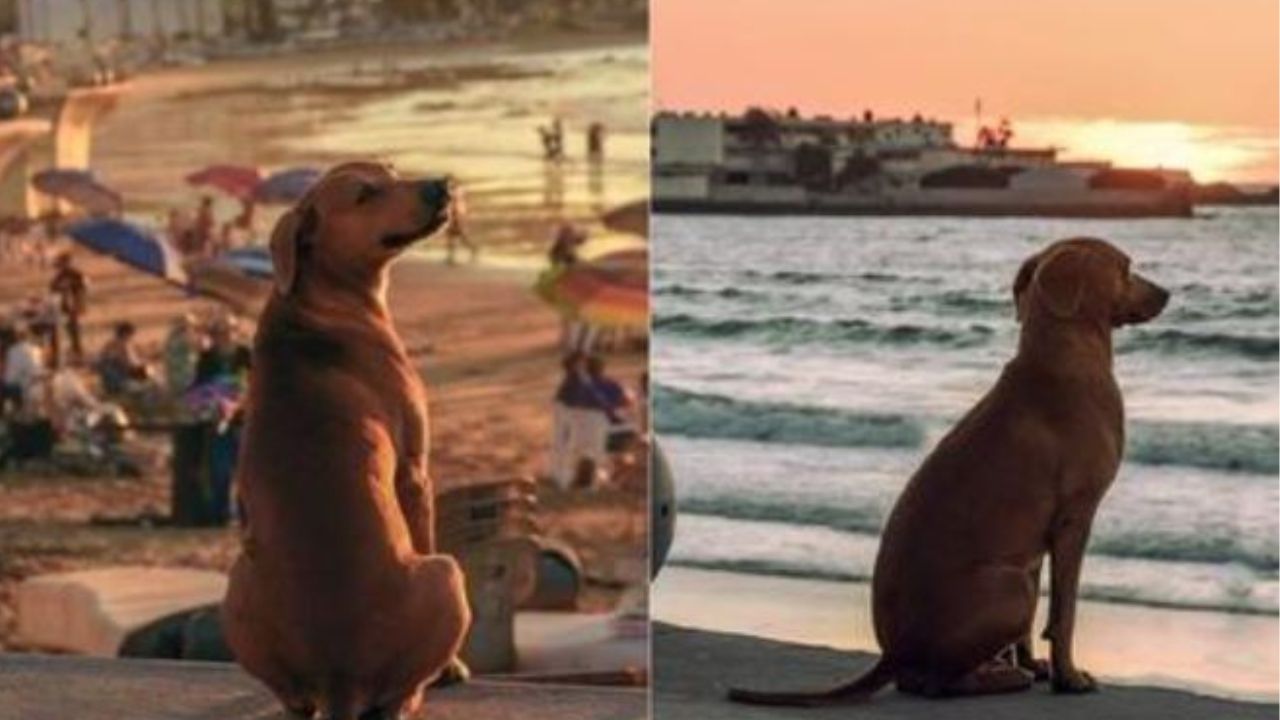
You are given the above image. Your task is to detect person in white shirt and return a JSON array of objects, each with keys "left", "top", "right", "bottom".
[{"left": 3, "top": 325, "right": 44, "bottom": 416}]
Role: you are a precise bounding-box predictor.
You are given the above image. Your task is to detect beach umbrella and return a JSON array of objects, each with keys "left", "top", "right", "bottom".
[
  {"left": 186, "top": 164, "right": 262, "bottom": 201},
  {"left": 601, "top": 199, "right": 648, "bottom": 238},
  {"left": 66, "top": 218, "right": 187, "bottom": 285},
  {"left": 535, "top": 248, "right": 648, "bottom": 328},
  {"left": 253, "top": 167, "right": 322, "bottom": 204},
  {"left": 32, "top": 168, "right": 122, "bottom": 215},
  {"left": 216, "top": 246, "right": 273, "bottom": 280}
]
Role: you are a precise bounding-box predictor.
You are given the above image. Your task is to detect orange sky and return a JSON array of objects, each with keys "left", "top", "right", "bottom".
[{"left": 653, "top": 0, "right": 1279, "bottom": 182}]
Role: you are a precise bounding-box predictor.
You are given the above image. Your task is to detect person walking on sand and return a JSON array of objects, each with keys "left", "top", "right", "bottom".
[
  {"left": 443, "top": 178, "right": 478, "bottom": 265},
  {"left": 587, "top": 121, "right": 606, "bottom": 161},
  {"left": 49, "top": 252, "right": 87, "bottom": 364}
]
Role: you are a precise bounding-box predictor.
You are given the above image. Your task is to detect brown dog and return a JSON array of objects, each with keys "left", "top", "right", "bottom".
[
  {"left": 222, "top": 162, "right": 470, "bottom": 720},
  {"left": 730, "top": 237, "right": 1169, "bottom": 706}
]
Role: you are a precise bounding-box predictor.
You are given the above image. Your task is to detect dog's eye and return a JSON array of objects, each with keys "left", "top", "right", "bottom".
[{"left": 355, "top": 184, "right": 382, "bottom": 205}]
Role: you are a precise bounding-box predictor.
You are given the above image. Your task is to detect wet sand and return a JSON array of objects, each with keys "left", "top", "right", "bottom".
[
  {"left": 652, "top": 621, "right": 1277, "bottom": 720},
  {"left": 653, "top": 567, "right": 1279, "bottom": 703}
]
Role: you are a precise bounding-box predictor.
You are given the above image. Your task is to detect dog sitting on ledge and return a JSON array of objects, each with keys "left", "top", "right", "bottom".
[{"left": 222, "top": 162, "right": 470, "bottom": 720}]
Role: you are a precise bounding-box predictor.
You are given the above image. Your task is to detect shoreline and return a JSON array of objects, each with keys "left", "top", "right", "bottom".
[
  {"left": 652, "top": 566, "right": 1279, "bottom": 703},
  {"left": 652, "top": 621, "right": 1277, "bottom": 720}
]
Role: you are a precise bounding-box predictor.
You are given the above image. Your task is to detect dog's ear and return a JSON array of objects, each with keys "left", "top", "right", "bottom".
[
  {"left": 268, "top": 206, "right": 316, "bottom": 297},
  {"left": 1012, "top": 255, "right": 1037, "bottom": 323},
  {"left": 1033, "top": 246, "right": 1091, "bottom": 319}
]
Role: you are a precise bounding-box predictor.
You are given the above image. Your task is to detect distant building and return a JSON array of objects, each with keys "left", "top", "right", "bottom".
[
  {"left": 652, "top": 108, "right": 1193, "bottom": 218},
  {"left": 17, "top": 0, "right": 223, "bottom": 44}
]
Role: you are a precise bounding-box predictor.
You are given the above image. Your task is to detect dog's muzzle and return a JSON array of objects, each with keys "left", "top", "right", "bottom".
[
  {"left": 419, "top": 177, "right": 450, "bottom": 218},
  {"left": 382, "top": 177, "right": 452, "bottom": 249}
]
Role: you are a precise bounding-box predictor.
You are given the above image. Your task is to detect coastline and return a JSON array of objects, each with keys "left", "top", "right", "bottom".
[
  {"left": 652, "top": 620, "right": 1277, "bottom": 720},
  {"left": 652, "top": 566, "right": 1279, "bottom": 703}
]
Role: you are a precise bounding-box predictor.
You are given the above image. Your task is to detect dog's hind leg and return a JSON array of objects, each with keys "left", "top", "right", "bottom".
[
  {"left": 1013, "top": 559, "right": 1051, "bottom": 681},
  {"left": 223, "top": 557, "right": 316, "bottom": 717}
]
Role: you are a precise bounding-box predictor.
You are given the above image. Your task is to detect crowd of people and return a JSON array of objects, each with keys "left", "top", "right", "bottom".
[
  {"left": 0, "top": 245, "right": 253, "bottom": 521},
  {"left": 167, "top": 195, "right": 257, "bottom": 260}
]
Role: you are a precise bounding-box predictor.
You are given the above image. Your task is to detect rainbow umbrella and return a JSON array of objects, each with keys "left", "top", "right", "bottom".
[
  {"left": 186, "top": 164, "right": 262, "bottom": 201},
  {"left": 536, "top": 248, "right": 647, "bottom": 328},
  {"left": 32, "top": 168, "right": 122, "bottom": 215}
]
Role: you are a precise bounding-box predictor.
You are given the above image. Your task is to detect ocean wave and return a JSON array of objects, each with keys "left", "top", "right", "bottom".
[
  {"left": 1127, "top": 421, "right": 1278, "bottom": 474},
  {"left": 1119, "top": 328, "right": 1278, "bottom": 360},
  {"left": 654, "top": 284, "right": 773, "bottom": 303},
  {"left": 741, "top": 269, "right": 929, "bottom": 285},
  {"left": 653, "top": 385, "right": 925, "bottom": 448},
  {"left": 666, "top": 557, "right": 1277, "bottom": 616},
  {"left": 654, "top": 313, "right": 996, "bottom": 349},
  {"left": 676, "top": 496, "right": 1279, "bottom": 572},
  {"left": 655, "top": 385, "right": 1278, "bottom": 474}
]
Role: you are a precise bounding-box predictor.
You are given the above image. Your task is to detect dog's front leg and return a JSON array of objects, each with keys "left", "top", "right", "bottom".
[
  {"left": 395, "top": 457, "right": 436, "bottom": 555},
  {"left": 1043, "top": 514, "right": 1097, "bottom": 694}
]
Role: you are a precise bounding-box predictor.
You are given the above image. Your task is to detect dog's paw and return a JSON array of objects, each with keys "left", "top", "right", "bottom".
[
  {"left": 1052, "top": 668, "right": 1098, "bottom": 694},
  {"left": 1018, "top": 656, "right": 1052, "bottom": 682},
  {"left": 433, "top": 656, "right": 471, "bottom": 687}
]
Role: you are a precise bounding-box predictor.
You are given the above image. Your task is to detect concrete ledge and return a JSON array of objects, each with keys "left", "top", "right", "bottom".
[
  {"left": 14, "top": 567, "right": 227, "bottom": 655},
  {"left": 0, "top": 653, "right": 647, "bottom": 720}
]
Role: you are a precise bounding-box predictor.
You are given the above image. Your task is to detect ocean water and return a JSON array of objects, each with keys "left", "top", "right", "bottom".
[{"left": 653, "top": 207, "right": 1279, "bottom": 617}]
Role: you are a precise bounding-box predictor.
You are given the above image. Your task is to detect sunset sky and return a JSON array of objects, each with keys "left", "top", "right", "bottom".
[{"left": 653, "top": 0, "right": 1278, "bottom": 183}]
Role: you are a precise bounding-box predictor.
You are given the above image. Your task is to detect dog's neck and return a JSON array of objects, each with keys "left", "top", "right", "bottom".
[
  {"left": 283, "top": 267, "right": 395, "bottom": 337},
  {"left": 1016, "top": 315, "right": 1114, "bottom": 377}
]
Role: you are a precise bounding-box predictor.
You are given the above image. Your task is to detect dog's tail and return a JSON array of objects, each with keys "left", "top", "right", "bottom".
[{"left": 726, "top": 657, "right": 895, "bottom": 707}]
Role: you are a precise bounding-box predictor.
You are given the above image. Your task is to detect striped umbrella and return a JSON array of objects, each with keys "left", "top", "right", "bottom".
[
  {"left": 535, "top": 247, "right": 647, "bottom": 328},
  {"left": 66, "top": 218, "right": 187, "bottom": 285},
  {"left": 186, "top": 164, "right": 262, "bottom": 201},
  {"left": 32, "top": 168, "right": 122, "bottom": 215}
]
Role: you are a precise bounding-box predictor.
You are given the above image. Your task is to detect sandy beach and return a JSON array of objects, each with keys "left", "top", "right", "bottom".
[
  {"left": 654, "top": 566, "right": 1279, "bottom": 703},
  {"left": 0, "top": 31, "right": 649, "bottom": 649},
  {"left": 651, "top": 621, "right": 1277, "bottom": 720}
]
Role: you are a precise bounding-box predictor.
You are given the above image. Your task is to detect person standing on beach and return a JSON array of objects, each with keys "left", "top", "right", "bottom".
[
  {"left": 2, "top": 325, "right": 42, "bottom": 417},
  {"left": 443, "top": 178, "right": 478, "bottom": 264},
  {"left": 192, "top": 195, "right": 216, "bottom": 258},
  {"left": 192, "top": 316, "right": 251, "bottom": 526},
  {"left": 587, "top": 121, "right": 606, "bottom": 161},
  {"left": 49, "top": 252, "right": 87, "bottom": 364}
]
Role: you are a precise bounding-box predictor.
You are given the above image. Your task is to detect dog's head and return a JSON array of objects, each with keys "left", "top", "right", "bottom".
[
  {"left": 1013, "top": 237, "right": 1169, "bottom": 328},
  {"left": 269, "top": 162, "right": 452, "bottom": 297}
]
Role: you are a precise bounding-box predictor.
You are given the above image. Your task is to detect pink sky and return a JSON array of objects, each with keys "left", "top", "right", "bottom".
[{"left": 653, "top": 0, "right": 1278, "bottom": 181}]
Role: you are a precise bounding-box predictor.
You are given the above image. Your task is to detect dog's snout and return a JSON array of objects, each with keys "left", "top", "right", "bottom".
[
  {"left": 418, "top": 178, "right": 450, "bottom": 215},
  {"left": 1149, "top": 281, "right": 1170, "bottom": 312}
]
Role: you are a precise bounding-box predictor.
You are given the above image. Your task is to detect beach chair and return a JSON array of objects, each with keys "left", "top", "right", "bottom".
[{"left": 436, "top": 476, "right": 542, "bottom": 674}]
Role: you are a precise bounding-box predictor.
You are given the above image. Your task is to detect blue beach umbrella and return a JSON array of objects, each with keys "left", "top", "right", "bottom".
[
  {"left": 216, "top": 246, "right": 273, "bottom": 279},
  {"left": 32, "top": 168, "right": 122, "bottom": 215},
  {"left": 253, "top": 167, "right": 321, "bottom": 204},
  {"left": 66, "top": 218, "right": 187, "bottom": 285}
]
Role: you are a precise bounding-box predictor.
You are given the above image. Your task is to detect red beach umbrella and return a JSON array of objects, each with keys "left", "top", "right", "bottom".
[{"left": 186, "top": 165, "right": 262, "bottom": 201}]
